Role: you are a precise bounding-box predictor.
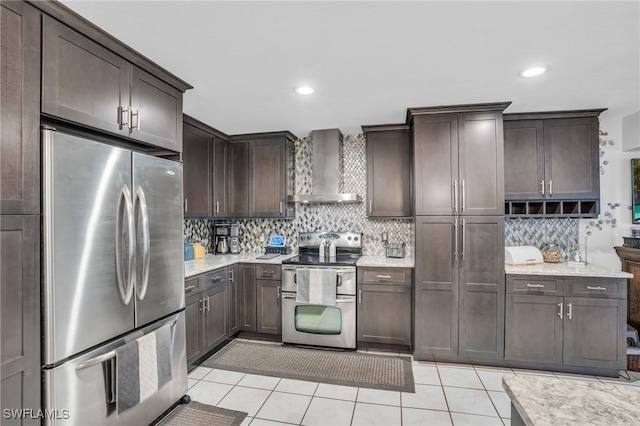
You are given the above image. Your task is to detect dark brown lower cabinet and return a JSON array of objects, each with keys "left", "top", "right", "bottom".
[
  {"left": 185, "top": 272, "right": 229, "bottom": 366},
  {"left": 356, "top": 267, "right": 412, "bottom": 346},
  {"left": 1, "top": 216, "right": 40, "bottom": 425},
  {"left": 505, "top": 294, "right": 564, "bottom": 364},
  {"left": 256, "top": 280, "right": 281, "bottom": 335},
  {"left": 238, "top": 263, "right": 257, "bottom": 332},
  {"left": 228, "top": 265, "right": 239, "bottom": 336},
  {"left": 505, "top": 275, "right": 627, "bottom": 372}
]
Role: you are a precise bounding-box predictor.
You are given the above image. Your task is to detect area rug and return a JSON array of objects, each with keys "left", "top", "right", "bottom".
[
  {"left": 201, "top": 340, "right": 415, "bottom": 392},
  {"left": 157, "top": 401, "right": 247, "bottom": 426}
]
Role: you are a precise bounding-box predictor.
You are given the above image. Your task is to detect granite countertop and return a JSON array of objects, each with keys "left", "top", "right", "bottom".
[
  {"left": 503, "top": 375, "right": 640, "bottom": 426},
  {"left": 505, "top": 262, "right": 633, "bottom": 279},
  {"left": 185, "top": 253, "right": 297, "bottom": 278},
  {"left": 356, "top": 256, "right": 414, "bottom": 268}
]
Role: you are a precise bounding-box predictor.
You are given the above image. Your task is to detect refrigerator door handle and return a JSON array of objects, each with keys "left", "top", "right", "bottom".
[
  {"left": 135, "top": 187, "right": 151, "bottom": 300},
  {"left": 116, "top": 185, "right": 135, "bottom": 305}
]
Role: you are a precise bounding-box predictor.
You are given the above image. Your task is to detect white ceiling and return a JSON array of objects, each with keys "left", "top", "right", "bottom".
[{"left": 61, "top": 0, "right": 640, "bottom": 137}]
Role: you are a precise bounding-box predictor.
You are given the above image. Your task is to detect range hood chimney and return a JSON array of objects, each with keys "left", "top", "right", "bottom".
[{"left": 288, "top": 129, "right": 362, "bottom": 204}]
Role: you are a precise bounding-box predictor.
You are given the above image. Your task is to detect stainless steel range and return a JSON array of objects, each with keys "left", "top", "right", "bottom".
[{"left": 281, "top": 231, "right": 362, "bottom": 349}]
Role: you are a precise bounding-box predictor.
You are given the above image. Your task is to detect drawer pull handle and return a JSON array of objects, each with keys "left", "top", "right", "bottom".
[
  {"left": 376, "top": 275, "right": 392, "bottom": 279},
  {"left": 558, "top": 302, "right": 563, "bottom": 319},
  {"left": 586, "top": 286, "right": 607, "bottom": 291},
  {"left": 211, "top": 276, "right": 221, "bottom": 281},
  {"left": 526, "top": 283, "right": 545, "bottom": 288},
  {"left": 185, "top": 285, "right": 197, "bottom": 291}
]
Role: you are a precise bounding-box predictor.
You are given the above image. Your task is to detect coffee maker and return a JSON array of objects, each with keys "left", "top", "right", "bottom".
[
  {"left": 214, "top": 223, "right": 240, "bottom": 254},
  {"left": 230, "top": 223, "right": 240, "bottom": 254}
]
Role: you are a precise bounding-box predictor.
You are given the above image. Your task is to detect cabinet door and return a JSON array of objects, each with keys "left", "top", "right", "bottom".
[
  {"left": 366, "top": 130, "right": 412, "bottom": 217},
  {"left": 563, "top": 297, "right": 626, "bottom": 370},
  {"left": 227, "top": 142, "right": 249, "bottom": 218},
  {"left": 626, "top": 260, "right": 640, "bottom": 330},
  {"left": 257, "top": 280, "right": 282, "bottom": 335},
  {"left": 130, "top": 66, "right": 183, "bottom": 152},
  {"left": 213, "top": 137, "right": 228, "bottom": 217},
  {"left": 414, "top": 217, "right": 458, "bottom": 357},
  {"left": 183, "top": 123, "right": 212, "bottom": 217},
  {"left": 458, "top": 112, "right": 504, "bottom": 215},
  {"left": 1, "top": 2, "right": 40, "bottom": 215},
  {"left": 203, "top": 285, "right": 229, "bottom": 353},
  {"left": 504, "top": 120, "right": 545, "bottom": 200},
  {"left": 1, "top": 216, "right": 40, "bottom": 425},
  {"left": 237, "top": 264, "right": 256, "bottom": 331},
  {"left": 413, "top": 114, "right": 458, "bottom": 216},
  {"left": 544, "top": 117, "right": 600, "bottom": 200},
  {"left": 357, "top": 284, "right": 411, "bottom": 345},
  {"left": 249, "top": 139, "right": 286, "bottom": 217},
  {"left": 42, "top": 16, "right": 131, "bottom": 138},
  {"left": 504, "top": 295, "right": 563, "bottom": 364},
  {"left": 185, "top": 296, "right": 203, "bottom": 365},
  {"left": 458, "top": 216, "right": 505, "bottom": 359},
  {"left": 228, "top": 265, "right": 239, "bottom": 336}
]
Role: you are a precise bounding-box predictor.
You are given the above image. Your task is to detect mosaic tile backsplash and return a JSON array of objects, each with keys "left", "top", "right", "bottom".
[
  {"left": 184, "top": 134, "right": 414, "bottom": 257},
  {"left": 505, "top": 218, "right": 579, "bottom": 257}
]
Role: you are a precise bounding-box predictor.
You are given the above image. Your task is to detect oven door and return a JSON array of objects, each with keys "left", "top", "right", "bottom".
[{"left": 281, "top": 292, "right": 356, "bottom": 349}]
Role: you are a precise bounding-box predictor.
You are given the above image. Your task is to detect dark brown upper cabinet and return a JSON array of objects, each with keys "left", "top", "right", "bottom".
[
  {"left": 504, "top": 110, "right": 605, "bottom": 201},
  {"left": 42, "top": 16, "right": 185, "bottom": 152},
  {"left": 227, "top": 142, "right": 250, "bottom": 218},
  {"left": 1, "top": 1, "right": 41, "bottom": 215},
  {"left": 409, "top": 103, "right": 510, "bottom": 216},
  {"left": 182, "top": 115, "right": 229, "bottom": 218},
  {"left": 229, "top": 132, "right": 296, "bottom": 219},
  {"left": 183, "top": 122, "right": 212, "bottom": 217},
  {"left": 362, "top": 125, "right": 412, "bottom": 218}
]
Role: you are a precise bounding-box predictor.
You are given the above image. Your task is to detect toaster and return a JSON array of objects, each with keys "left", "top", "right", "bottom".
[{"left": 505, "top": 246, "right": 543, "bottom": 265}]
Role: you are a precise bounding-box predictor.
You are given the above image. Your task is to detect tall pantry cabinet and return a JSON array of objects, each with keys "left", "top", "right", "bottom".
[{"left": 411, "top": 102, "right": 510, "bottom": 362}]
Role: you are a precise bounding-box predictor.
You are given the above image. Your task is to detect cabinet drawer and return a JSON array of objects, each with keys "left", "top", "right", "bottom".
[
  {"left": 184, "top": 276, "right": 201, "bottom": 296},
  {"left": 359, "top": 268, "right": 411, "bottom": 285},
  {"left": 204, "top": 267, "right": 229, "bottom": 289},
  {"left": 506, "top": 276, "right": 561, "bottom": 295},
  {"left": 564, "top": 278, "right": 626, "bottom": 299},
  {"left": 256, "top": 264, "right": 281, "bottom": 280}
]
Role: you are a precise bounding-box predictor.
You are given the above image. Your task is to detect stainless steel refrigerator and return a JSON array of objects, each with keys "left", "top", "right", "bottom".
[{"left": 41, "top": 129, "right": 187, "bottom": 425}]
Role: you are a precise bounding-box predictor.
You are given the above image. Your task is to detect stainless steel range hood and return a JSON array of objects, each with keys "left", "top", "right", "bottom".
[{"left": 288, "top": 129, "right": 362, "bottom": 204}]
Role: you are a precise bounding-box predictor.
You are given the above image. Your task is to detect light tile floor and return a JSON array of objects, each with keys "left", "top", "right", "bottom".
[{"left": 187, "top": 340, "right": 640, "bottom": 426}]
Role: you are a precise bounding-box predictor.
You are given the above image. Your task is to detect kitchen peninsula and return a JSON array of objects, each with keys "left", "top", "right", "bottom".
[{"left": 503, "top": 375, "right": 640, "bottom": 426}]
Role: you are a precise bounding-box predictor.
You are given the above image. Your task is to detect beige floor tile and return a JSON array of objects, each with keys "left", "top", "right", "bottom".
[
  {"left": 237, "top": 373, "right": 281, "bottom": 390},
  {"left": 313, "top": 383, "right": 358, "bottom": 401},
  {"left": 218, "top": 386, "right": 272, "bottom": 417},
  {"left": 412, "top": 364, "right": 441, "bottom": 385},
  {"left": 188, "top": 381, "right": 233, "bottom": 406},
  {"left": 401, "top": 407, "right": 452, "bottom": 426},
  {"left": 187, "top": 378, "right": 198, "bottom": 389},
  {"left": 444, "top": 387, "right": 499, "bottom": 417},
  {"left": 351, "top": 402, "right": 401, "bottom": 426},
  {"left": 439, "top": 366, "right": 484, "bottom": 389},
  {"left": 450, "top": 412, "right": 503, "bottom": 426},
  {"left": 255, "top": 391, "right": 311, "bottom": 424},
  {"left": 356, "top": 388, "right": 401, "bottom": 406},
  {"left": 475, "top": 369, "right": 515, "bottom": 392},
  {"left": 274, "top": 378, "right": 318, "bottom": 396},
  {"left": 202, "top": 368, "right": 246, "bottom": 385},
  {"left": 401, "top": 384, "right": 448, "bottom": 411},
  {"left": 487, "top": 391, "right": 511, "bottom": 419},
  {"left": 301, "top": 397, "right": 355, "bottom": 426},
  {"left": 188, "top": 366, "right": 213, "bottom": 380}
]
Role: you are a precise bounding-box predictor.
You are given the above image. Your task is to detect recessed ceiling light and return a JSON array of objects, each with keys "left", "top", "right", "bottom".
[
  {"left": 295, "top": 86, "right": 314, "bottom": 95},
  {"left": 520, "top": 67, "right": 547, "bottom": 78}
]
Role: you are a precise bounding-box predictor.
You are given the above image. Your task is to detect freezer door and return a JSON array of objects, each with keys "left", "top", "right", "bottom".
[
  {"left": 43, "top": 311, "right": 187, "bottom": 426},
  {"left": 132, "top": 153, "right": 184, "bottom": 327},
  {"left": 43, "top": 131, "right": 135, "bottom": 365}
]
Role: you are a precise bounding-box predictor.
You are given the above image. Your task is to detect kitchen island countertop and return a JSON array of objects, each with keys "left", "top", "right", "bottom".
[
  {"left": 356, "top": 256, "right": 414, "bottom": 268},
  {"left": 505, "top": 262, "right": 632, "bottom": 279},
  {"left": 185, "top": 253, "right": 297, "bottom": 278},
  {"left": 502, "top": 375, "right": 640, "bottom": 426}
]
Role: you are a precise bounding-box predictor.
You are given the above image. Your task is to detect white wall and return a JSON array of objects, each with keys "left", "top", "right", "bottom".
[{"left": 579, "top": 116, "right": 638, "bottom": 268}]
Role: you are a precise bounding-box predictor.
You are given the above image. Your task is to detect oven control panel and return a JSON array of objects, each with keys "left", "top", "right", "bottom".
[{"left": 298, "top": 231, "right": 362, "bottom": 249}]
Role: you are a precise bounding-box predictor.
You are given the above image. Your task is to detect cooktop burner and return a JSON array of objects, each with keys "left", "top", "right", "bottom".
[
  {"left": 282, "top": 253, "right": 361, "bottom": 267},
  {"left": 282, "top": 231, "right": 363, "bottom": 267}
]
